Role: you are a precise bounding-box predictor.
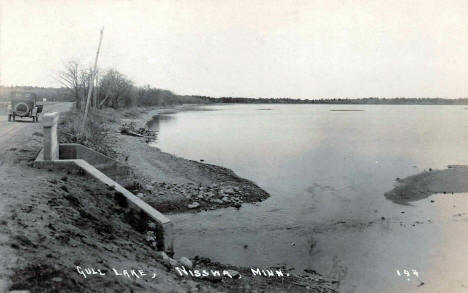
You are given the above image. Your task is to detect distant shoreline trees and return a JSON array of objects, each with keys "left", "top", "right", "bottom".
[
  {"left": 2, "top": 84, "right": 468, "bottom": 106},
  {"left": 198, "top": 96, "right": 468, "bottom": 105}
]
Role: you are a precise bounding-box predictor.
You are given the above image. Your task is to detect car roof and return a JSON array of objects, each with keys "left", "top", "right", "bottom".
[{"left": 9, "top": 91, "right": 37, "bottom": 99}]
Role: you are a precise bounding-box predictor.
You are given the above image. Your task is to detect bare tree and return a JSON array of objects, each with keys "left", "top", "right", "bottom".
[
  {"left": 98, "top": 69, "right": 134, "bottom": 108},
  {"left": 56, "top": 61, "right": 82, "bottom": 110},
  {"left": 56, "top": 61, "right": 96, "bottom": 111}
]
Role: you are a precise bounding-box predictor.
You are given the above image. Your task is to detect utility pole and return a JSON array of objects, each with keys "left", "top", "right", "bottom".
[
  {"left": 93, "top": 73, "right": 99, "bottom": 108},
  {"left": 80, "top": 27, "right": 104, "bottom": 135}
]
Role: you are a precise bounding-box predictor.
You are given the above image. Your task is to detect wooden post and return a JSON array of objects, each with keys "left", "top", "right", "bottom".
[{"left": 80, "top": 27, "right": 104, "bottom": 135}]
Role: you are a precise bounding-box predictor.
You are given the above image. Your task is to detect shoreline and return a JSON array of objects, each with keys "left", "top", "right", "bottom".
[
  {"left": 109, "top": 104, "right": 270, "bottom": 214},
  {"left": 385, "top": 165, "right": 468, "bottom": 204}
]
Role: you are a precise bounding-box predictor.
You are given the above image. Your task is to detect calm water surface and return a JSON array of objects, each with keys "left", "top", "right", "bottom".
[{"left": 149, "top": 104, "right": 468, "bottom": 292}]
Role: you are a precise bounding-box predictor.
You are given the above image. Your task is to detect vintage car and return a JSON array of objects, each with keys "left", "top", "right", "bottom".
[{"left": 8, "top": 91, "right": 43, "bottom": 122}]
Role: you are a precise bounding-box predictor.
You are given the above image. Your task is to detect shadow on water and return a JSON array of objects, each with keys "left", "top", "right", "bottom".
[{"left": 384, "top": 166, "right": 468, "bottom": 205}]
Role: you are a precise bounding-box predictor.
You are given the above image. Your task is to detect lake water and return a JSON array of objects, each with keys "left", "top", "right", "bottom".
[{"left": 150, "top": 104, "right": 468, "bottom": 292}]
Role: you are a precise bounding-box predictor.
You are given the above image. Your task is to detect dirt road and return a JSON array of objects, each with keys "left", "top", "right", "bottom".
[
  {"left": 0, "top": 102, "right": 73, "bottom": 151},
  {"left": 0, "top": 102, "right": 72, "bottom": 292}
]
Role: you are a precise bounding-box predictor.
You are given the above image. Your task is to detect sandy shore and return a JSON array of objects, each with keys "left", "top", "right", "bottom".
[
  {"left": 108, "top": 105, "right": 270, "bottom": 213},
  {"left": 385, "top": 165, "right": 468, "bottom": 204}
]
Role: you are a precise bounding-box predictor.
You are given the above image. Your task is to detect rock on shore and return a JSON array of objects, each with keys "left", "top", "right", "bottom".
[
  {"left": 127, "top": 179, "right": 268, "bottom": 213},
  {"left": 111, "top": 107, "right": 270, "bottom": 213}
]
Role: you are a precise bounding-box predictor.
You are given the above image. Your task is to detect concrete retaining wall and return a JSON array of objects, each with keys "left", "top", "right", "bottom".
[
  {"left": 34, "top": 112, "right": 173, "bottom": 254},
  {"left": 59, "top": 143, "right": 133, "bottom": 181}
]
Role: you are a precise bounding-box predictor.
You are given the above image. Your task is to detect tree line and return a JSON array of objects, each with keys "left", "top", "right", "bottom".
[
  {"left": 55, "top": 61, "right": 207, "bottom": 111},
  {"left": 199, "top": 96, "right": 468, "bottom": 105}
]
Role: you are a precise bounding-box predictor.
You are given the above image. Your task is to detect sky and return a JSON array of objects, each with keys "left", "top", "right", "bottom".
[{"left": 0, "top": 0, "right": 467, "bottom": 99}]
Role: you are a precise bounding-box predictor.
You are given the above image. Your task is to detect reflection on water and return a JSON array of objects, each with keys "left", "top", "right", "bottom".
[
  {"left": 151, "top": 104, "right": 468, "bottom": 292},
  {"left": 146, "top": 114, "right": 174, "bottom": 143}
]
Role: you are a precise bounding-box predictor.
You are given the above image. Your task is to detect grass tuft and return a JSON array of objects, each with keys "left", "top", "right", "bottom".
[{"left": 57, "top": 108, "right": 118, "bottom": 158}]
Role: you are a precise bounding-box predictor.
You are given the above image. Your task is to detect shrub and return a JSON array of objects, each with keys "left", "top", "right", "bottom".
[{"left": 58, "top": 109, "right": 117, "bottom": 158}]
